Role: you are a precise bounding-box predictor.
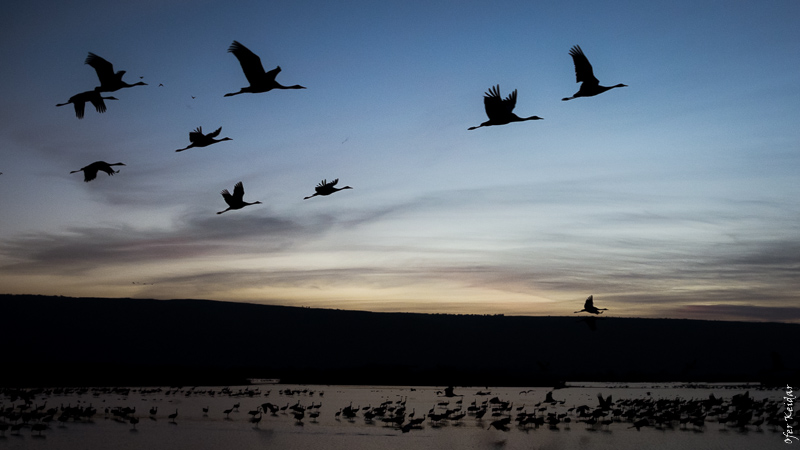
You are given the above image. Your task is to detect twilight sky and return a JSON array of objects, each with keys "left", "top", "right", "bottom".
[{"left": 1, "top": 0, "right": 798, "bottom": 322}]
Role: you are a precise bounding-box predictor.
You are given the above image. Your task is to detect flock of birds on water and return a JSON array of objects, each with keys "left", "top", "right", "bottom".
[
  {"left": 48, "top": 41, "right": 625, "bottom": 214},
  {"left": 0, "top": 384, "right": 792, "bottom": 440}
]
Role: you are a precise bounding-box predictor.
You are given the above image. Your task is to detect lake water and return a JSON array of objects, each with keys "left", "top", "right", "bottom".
[{"left": 0, "top": 382, "right": 789, "bottom": 449}]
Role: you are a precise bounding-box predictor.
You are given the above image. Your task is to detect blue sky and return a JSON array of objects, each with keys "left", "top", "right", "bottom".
[{"left": 1, "top": 0, "right": 798, "bottom": 322}]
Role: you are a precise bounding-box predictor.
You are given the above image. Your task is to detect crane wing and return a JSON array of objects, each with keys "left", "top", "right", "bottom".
[
  {"left": 89, "top": 96, "right": 107, "bottom": 114},
  {"left": 228, "top": 41, "right": 266, "bottom": 86},
  {"left": 503, "top": 89, "right": 518, "bottom": 113},
  {"left": 233, "top": 181, "right": 245, "bottom": 200},
  {"left": 207, "top": 127, "right": 222, "bottom": 139},
  {"left": 568, "top": 45, "right": 598, "bottom": 85},
  {"left": 584, "top": 295, "right": 594, "bottom": 309},
  {"left": 73, "top": 100, "right": 86, "bottom": 119},
  {"left": 483, "top": 85, "right": 516, "bottom": 119},
  {"left": 189, "top": 127, "right": 203, "bottom": 143},
  {"left": 315, "top": 178, "right": 338, "bottom": 193},
  {"left": 85, "top": 52, "right": 115, "bottom": 83},
  {"left": 265, "top": 66, "right": 281, "bottom": 81},
  {"left": 220, "top": 189, "right": 234, "bottom": 206}
]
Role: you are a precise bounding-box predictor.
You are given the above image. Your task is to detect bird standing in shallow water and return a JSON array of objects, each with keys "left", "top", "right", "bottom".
[
  {"left": 85, "top": 53, "right": 147, "bottom": 92},
  {"left": 70, "top": 161, "right": 125, "bottom": 182},
  {"left": 217, "top": 181, "right": 262, "bottom": 214},
  {"left": 468, "top": 85, "right": 542, "bottom": 130},
  {"left": 56, "top": 91, "right": 118, "bottom": 119},
  {"left": 562, "top": 45, "right": 627, "bottom": 101},
  {"left": 574, "top": 295, "right": 609, "bottom": 315},
  {"left": 176, "top": 127, "right": 232, "bottom": 152},
  {"left": 304, "top": 179, "right": 352, "bottom": 200},
  {"left": 224, "top": 40, "right": 305, "bottom": 96}
]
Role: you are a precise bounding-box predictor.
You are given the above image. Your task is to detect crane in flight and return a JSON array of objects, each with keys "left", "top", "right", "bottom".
[
  {"left": 562, "top": 45, "right": 627, "bottom": 101},
  {"left": 574, "top": 295, "right": 608, "bottom": 315},
  {"left": 304, "top": 179, "right": 352, "bottom": 200},
  {"left": 469, "top": 85, "right": 542, "bottom": 130},
  {"left": 70, "top": 161, "right": 125, "bottom": 182},
  {"left": 85, "top": 52, "right": 147, "bottom": 92},
  {"left": 217, "top": 181, "right": 262, "bottom": 214},
  {"left": 56, "top": 90, "right": 118, "bottom": 119},
  {"left": 224, "top": 40, "right": 305, "bottom": 96},
  {"left": 176, "top": 126, "right": 232, "bottom": 152}
]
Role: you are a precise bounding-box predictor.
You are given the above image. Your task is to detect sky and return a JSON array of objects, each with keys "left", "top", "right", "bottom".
[{"left": 1, "top": 0, "right": 798, "bottom": 322}]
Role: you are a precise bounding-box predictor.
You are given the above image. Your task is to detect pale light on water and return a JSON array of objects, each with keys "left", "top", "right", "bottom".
[{"left": 0, "top": 383, "right": 786, "bottom": 450}]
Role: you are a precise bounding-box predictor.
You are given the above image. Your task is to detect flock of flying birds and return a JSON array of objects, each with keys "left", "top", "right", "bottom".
[
  {"left": 55, "top": 42, "right": 625, "bottom": 212},
  {"left": 53, "top": 40, "right": 621, "bottom": 312},
  {"left": 57, "top": 40, "right": 353, "bottom": 213}
]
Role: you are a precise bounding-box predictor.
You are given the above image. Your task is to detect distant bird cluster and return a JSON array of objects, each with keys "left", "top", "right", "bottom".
[{"left": 1, "top": 384, "right": 789, "bottom": 439}]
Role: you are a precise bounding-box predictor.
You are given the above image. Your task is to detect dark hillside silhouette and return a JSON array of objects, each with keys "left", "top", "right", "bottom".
[{"left": 0, "top": 294, "right": 796, "bottom": 387}]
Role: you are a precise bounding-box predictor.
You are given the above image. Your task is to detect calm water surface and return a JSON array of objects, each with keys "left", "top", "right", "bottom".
[{"left": 0, "top": 382, "right": 788, "bottom": 450}]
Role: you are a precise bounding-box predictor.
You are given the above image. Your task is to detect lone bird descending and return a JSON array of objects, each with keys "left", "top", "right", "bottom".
[
  {"left": 56, "top": 91, "right": 118, "bottom": 119},
  {"left": 574, "top": 295, "right": 608, "bottom": 315},
  {"left": 176, "top": 126, "right": 232, "bottom": 152},
  {"left": 469, "top": 85, "right": 542, "bottom": 130},
  {"left": 217, "top": 181, "right": 262, "bottom": 214},
  {"left": 304, "top": 179, "right": 352, "bottom": 200},
  {"left": 85, "top": 53, "right": 147, "bottom": 92},
  {"left": 562, "top": 45, "right": 627, "bottom": 101},
  {"left": 70, "top": 161, "right": 125, "bottom": 182},
  {"left": 224, "top": 40, "right": 305, "bottom": 96}
]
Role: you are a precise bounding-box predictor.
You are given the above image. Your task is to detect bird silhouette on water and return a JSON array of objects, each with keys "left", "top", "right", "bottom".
[
  {"left": 468, "top": 85, "right": 542, "bottom": 130},
  {"left": 487, "top": 416, "right": 511, "bottom": 431},
  {"left": 56, "top": 91, "right": 118, "bottom": 119},
  {"left": 562, "top": 45, "right": 627, "bottom": 101},
  {"left": 70, "top": 161, "right": 125, "bottom": 182},
  {"left": 85, "top": 53, "right": 147, "bottom": 92},
  {"left": 217, "top": 181, "right": 262, "bottom": 214},
  {"left": 304, "top": 179, "right": 352, "bottom": 200},
  {"left": 574, "top": 295, "right": 608, "bottom": 315},
  {"left": 224, "top": 40, "right": 305, "bottom": 96},
  {"left": 176, "top": 126, "right": 232, "bottom": 152}
]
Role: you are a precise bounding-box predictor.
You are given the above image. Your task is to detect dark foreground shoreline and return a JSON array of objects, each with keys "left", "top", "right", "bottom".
[{"left": 1, "top": 294, "right": 797, "bottom": 387}]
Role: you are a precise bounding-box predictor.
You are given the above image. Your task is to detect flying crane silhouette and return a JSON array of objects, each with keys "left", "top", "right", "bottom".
[
  {"left": 574, "top": 295, "right": 608, "bottom": 315},
  {"left": 175, "top": 126, "right": 232, "bottom": 152},
  {"left": 562, "top": 45, "right": 627, "bottom": 101},
  {"left": 70, "top": 161, "right": 125, "bottom": 182},
  {"left": 217, "top": 181, "right": 262, "bottom": 214},
  {"left": 304, "top": 179, "right": 352, "bottom": 199},
  {"left": 468, "top": 85, "right": 543, "bottom": 130},
  {"left": 85, "top": 53, "right": 147, "bottom": 92},
  {"left": 224, "top": 40, "right": 306, "bottom": 96},
  {"left": 56, "top": 91, "right": 118, "bottom": 119}
]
